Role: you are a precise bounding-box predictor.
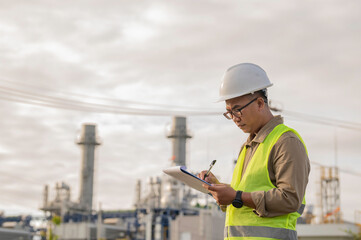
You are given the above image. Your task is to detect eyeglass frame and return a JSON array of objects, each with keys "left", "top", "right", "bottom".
[{"left": 223, "top": 97, "right": 260, "bottom": 120}]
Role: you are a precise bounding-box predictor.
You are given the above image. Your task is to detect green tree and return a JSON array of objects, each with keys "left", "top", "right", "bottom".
[{"left": 345, "top": 229, "right": 361, "bottom": 240}]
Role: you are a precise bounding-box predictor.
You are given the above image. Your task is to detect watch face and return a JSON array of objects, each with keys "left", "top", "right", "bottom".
[{"left": 232, "top": 200, "right": 243, "bottom": 208}]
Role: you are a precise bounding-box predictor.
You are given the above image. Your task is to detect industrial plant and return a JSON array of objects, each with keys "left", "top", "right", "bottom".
[{"left": 0, "top": 117, "right": 360, "bottom": 240}]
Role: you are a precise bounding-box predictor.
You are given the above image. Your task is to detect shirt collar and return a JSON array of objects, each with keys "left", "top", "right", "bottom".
[{"left": 245, "top": 115, "right": 284, "bottom": 147}]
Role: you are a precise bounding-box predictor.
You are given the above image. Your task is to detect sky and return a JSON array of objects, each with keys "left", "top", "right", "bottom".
[{"left": 0, "top": 0, "right": 361, "bottom": 224}]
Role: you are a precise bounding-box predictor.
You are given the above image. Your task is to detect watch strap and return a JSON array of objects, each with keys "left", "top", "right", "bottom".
[{"left": 235, "top": 190, "right": 243, "bottom": 201}]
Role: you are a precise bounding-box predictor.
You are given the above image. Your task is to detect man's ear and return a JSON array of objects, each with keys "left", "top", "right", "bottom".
[{"left": 257, "top": 97, "right": 266, "bottom": 111}]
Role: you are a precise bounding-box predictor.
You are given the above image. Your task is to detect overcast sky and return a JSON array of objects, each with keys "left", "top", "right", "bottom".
[{"left": 0, "top": 0, "right": 360, "bottom": 223}]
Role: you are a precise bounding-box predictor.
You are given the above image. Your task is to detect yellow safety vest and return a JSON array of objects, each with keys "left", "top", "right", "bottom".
[{"left": 225, "top": 124, "right": 307, "bottom": 240}]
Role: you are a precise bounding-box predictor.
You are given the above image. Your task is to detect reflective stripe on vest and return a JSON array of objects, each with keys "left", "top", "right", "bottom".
[
  {"left": 225, "top": 124, "right": 308, "bottom": 240},
  {"left": 224, "top": 226, "right": 297, "bottom": 240}
]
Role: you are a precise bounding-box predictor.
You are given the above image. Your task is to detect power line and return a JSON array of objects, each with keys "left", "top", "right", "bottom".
[
  {"left": 270, "top": 106, "right": 361, "bottom": 131},
  {"left": 0, "top": 78, "right": 361, "bottom": 130},
  {"left": 311, "top": 161, "right": 361, "bottom": 178},
  {"left": 0, "top": 84, "right": 222, "bottom": 116},
  {"left": 0, "top": 77, "right": 222, "bottom": 112}
]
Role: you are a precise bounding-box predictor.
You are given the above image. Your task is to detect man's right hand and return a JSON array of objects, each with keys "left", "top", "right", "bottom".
[{"left": 197, "top": 170, "right": 220, "bottom": 184}]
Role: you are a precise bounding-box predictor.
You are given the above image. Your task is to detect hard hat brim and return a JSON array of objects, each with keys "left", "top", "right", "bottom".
[{"left": 215, "top": 83, "right": 273, "bottom": 102}]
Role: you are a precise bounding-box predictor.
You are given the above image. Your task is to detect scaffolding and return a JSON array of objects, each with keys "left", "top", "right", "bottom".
[
  {"left": 355, "top": 210, "right": 361, "bottom": 230},
  {"left": 320, "top": 166, "right": 342, "bottom": 223}
]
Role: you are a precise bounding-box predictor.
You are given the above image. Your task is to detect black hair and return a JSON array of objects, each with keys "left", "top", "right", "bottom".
[{"left": 253, "top": 89, "right": 268, "bottom": 104}]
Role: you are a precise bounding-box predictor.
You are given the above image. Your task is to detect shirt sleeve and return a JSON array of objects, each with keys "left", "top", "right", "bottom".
[{"left": 250, "top": 133, "right": 310, "bottom": 217}]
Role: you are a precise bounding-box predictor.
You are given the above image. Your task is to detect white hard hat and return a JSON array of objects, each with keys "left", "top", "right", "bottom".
[{"left": 217, "top": 63, "right": 273, "bottom": 102}]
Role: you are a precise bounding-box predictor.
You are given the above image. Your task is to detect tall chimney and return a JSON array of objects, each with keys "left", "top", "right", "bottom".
[
  {"left": 134, "top": 179, "right": 141, "bottom": 208},
  {"left": 43, "top": 184, "right": 48, "bottom": 208},
  {"left": 77, "top": 124, "right": 101, "bottom": 212},
  {"left": 167, "top": 116, "right": 192, "bottom": 166}
]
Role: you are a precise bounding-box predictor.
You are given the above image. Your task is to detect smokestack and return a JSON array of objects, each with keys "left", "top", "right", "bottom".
[
  {"left": 134, "top": 179, "right": 141, "bottom": 208},
  {"left": 167, "top": 116, "right": 192, "bottom": 166},
  {"left": 77, "top": 124, "right": 101, "bottom": 212},
  {"left": 43, "top": 184, "right": 48, "bottom": 208}
]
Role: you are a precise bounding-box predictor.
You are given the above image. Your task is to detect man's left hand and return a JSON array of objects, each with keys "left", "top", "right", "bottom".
[{"left": 203, "top": 183, "right": 236, "bottom": 205}]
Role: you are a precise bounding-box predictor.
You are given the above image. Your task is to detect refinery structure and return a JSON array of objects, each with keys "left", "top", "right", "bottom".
[
  {"left": 42, "top": 116, "right": 225, "bottom": 240},
  {"left": 0, "top": 116, "right": 360, "bottom": 240}
]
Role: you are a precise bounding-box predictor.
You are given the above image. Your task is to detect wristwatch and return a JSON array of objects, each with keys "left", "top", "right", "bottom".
[{"left": 232, "top": 191, "right": 243, "bottom": 208}]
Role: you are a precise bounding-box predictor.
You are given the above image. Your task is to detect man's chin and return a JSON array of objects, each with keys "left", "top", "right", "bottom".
[{"left": 238, "top": 125, "right": 249, "bottom": 133}]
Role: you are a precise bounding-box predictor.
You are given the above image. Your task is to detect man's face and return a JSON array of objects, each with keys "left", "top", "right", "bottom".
[{"left": 225, "top": 95, "right": 261, "bottom": 134}]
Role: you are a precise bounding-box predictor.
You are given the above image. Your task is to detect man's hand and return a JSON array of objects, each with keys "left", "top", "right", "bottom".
[
  {"left": 203, "top": 183, "right": 236, "bottom": 206},
  {"left": 197, "top": 171, "right": 220, "bottom": 184}
]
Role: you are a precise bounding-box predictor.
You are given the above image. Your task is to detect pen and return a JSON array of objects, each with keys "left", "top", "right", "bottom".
[{"left": 203, "top": 160, "right": 217, "bottom": 180}]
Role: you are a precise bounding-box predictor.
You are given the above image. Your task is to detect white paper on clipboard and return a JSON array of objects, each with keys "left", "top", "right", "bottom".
[{"left": 163, "top": 166, "right": 211, "bottom": 194}]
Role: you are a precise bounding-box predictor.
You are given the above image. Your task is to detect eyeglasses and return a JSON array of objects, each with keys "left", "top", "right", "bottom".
[{"left": 223, "top": 97, "right": 258, "bottom": 120}]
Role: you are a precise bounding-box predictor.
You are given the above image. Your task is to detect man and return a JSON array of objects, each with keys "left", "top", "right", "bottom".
[{"left": 198, "top": 63, "right": 310, "bottom": 240}]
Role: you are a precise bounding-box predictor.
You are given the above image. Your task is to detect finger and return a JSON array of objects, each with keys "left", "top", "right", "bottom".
[
  {"left": 204, "top": 184, "right": 220, "bottom": 191},
  {"left": 206, "top": 189, "right": 217, "bottom": 198},
  {"left": 198, "top": 170, "right": 207, "bottom": 179},
  {"left": 202, "top": 184, "right": 210, "bottom": 189},
  {"left": 203, "top": 183, "right": 218, "bottom": 190},
  {"left": 205, "top": 176, "right": 218, "bottom": 184},
  {"left": 208, "top": 183, "right": 223, "bottom": 188},
  {"left": 203, "top": 176, "right": 212, "bottom": 183}
]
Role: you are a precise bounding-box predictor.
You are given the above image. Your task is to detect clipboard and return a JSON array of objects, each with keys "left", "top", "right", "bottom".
[{"left": 163, "top": 166, "right": 211, "bottom": 194}]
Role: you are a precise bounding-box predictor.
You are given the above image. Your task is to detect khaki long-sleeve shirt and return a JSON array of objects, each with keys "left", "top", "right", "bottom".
[{"left": 236, "top": 115, "right": 310, "bottom": 217}]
